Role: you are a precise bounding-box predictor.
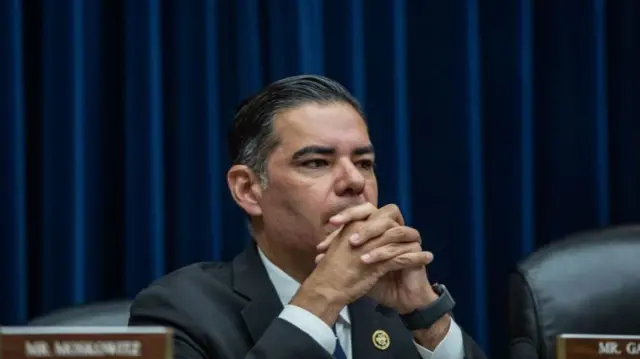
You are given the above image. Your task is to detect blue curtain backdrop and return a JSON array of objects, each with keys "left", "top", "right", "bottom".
[{"left": 2, "top": 0, "right": 640, "bottom": 356}]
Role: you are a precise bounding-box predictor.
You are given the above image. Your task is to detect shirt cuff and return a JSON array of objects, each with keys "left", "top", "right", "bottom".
[
  {"left": 414, "top": 319, "right": 465, "bottom": 359},
  {"left": 278, "top": 304, "right": 336, "bottom": 354}
]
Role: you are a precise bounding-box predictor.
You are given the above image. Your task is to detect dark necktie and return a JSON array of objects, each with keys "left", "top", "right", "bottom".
[{"left": 332, "top": 323, "right": 348, "bottom": 359}]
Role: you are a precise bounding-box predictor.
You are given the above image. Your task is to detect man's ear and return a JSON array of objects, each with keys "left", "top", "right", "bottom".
[{"left": 227, "top": 165, "right": 264, "bottom": 217}]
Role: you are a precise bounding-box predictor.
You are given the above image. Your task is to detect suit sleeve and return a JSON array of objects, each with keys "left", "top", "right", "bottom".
[
  {"left": 128, "top": 284, "right": 334, "bottom": 359},
  {"left": 461, "top": 330, "right": 488, "bottom": 359}
]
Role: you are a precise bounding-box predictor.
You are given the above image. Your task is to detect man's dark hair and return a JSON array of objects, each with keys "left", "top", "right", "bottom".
[{"left": 228, "top": 74, "right": 364, "bottom": 185}]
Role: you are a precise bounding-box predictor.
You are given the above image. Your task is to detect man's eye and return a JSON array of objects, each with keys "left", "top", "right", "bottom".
[
  {"left": 357, "top": 160, "right": 375, "bottom": 170},
  {"left": 302, "top": 159, "right": 329, "bottom": 169}
]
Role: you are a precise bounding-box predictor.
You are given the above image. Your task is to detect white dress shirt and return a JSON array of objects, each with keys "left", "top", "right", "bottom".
[{"left": 258, "top": 248, "right": 465, "bottom": 359}]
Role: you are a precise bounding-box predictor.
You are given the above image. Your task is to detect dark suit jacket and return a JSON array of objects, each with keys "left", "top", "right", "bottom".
[{"left": 128, "top": 243, "right": 487, "bottom": 359}]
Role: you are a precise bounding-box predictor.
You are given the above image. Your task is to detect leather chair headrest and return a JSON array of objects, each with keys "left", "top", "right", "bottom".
[
  {"left": 509, "top": 225, "right": 640, "bottom": 359},
  {"left": 28, "top": 300, "right": 133, "bottom": 327}
]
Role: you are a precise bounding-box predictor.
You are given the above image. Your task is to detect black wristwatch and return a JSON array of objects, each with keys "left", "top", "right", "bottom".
[{"left": 399, "top": 283, "right": 456, "bottom": 331}]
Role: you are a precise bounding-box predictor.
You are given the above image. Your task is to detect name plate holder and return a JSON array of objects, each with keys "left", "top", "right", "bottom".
[
  {"left": 0, "top": 326, "right": 172, "bottom": 359},
  {"left": 557, "top": 334, "right": 640, "bottom": 359}
]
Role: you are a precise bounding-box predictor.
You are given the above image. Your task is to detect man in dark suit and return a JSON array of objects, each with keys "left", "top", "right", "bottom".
[{"left": 128, "top": 75, "right": 487, "bottom": 359}]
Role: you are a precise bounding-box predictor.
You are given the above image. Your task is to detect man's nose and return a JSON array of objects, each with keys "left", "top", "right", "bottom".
[{"left": 334, "top": 160, "right": 366, "bottom": 197}]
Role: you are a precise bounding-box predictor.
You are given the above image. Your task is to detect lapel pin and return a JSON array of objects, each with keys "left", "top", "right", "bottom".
[{"left": 372, "top": 330, "right": 390, "bottom": 350}]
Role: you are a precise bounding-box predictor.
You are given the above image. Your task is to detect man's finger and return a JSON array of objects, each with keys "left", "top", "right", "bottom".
[
  {"left": 314, "top": 253, "right": 325, "bottom": 264},
  {"left": 359, "top": 226, "right": 422, "bottom": 254},
  {"left": 316, "top": 225, "right": 345, "bottom": 251},
  {"left": 316, "top": 236, "right": 333, "bottom": 251},
  {"left": 335, "top": 203, "right": 405, "bottom": 235},
  {"left": 329, "top": 202, "right": 377, "bottom": 225},
  {"left": 361, "top": 242, "right": 422, "bottom": 264},
  {"left": 376, "top": 204, "right": 405, "bottom": 226},
  {"left": 351, "top": 218, "right": 400, "bottom": 246},
  {"left": 384, "top": 251, "right": 434, "bottom": 272}
]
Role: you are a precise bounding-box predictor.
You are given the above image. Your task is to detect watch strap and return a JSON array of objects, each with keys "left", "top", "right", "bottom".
[{"left": 399, "top": 284, "right": 456, "bottom": 331}]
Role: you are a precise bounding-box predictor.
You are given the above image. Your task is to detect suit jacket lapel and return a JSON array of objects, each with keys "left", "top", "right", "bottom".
[
  {"left": 349, "top": 297, "right": 396, "bottom": 359},
  {"left": 232, "top": 243, "right": 284, "bottom": 343}
]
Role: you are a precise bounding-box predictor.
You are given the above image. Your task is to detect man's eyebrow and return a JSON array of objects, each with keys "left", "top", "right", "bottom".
[
  {"left": 353, "top": 145, "right": 375, "bottom": 156},
  {"left": 291, "top": 146, "right": 335, "bottom": 161},
  {"left": 291, "top": 145, "right": 375, "bottom": 161}
]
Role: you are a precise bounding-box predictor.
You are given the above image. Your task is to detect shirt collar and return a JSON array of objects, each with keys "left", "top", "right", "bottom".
[{"left": 258, "top": 247, "right": 351, "bottom": 325}]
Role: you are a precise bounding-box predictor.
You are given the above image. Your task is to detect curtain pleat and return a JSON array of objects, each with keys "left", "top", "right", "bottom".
[
  {"left": 608, "top": 1, "right": 640, "bottom": 224},
  {"left": 593, "top": 0, "right": 610, "bottom": 225},
  {"left": 2, "top": 1, "right": 640, "bottom": 356},
  {"left": 518, "top": 0, "right": 535, "bottom": 257},
  {"left": 1, "top": 0, "right": 28, "bottom": 323},
  {"left": 124, "top": 0, "right": 166, "bottom": 295},
  {"left": 464, "top": 0, "right": 488, "bottom": 345},
  {"left": 41, "top": 0, "right": 93, "bottom": 311},
  {"left": 297, "top": 0, "right": 324, "bottom": 74},
  {"left": 234, "top": 0, "right": 263, "bottom": 96},
  {"left": 391, "top": 0, "right": 412, "bottom": 224},
  {"left": 203, "top": 0, "right": 224, "bottom": 263}
]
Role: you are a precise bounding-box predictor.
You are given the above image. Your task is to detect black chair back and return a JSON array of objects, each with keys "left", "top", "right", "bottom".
[
  {"left": 508, "top": 226, "right": 640, "bottom": 359},
  {"left": 28, "top": 300, "right": 132, "bottom": 326}
]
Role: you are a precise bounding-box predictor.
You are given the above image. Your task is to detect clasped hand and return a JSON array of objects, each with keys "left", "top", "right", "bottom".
[{"left": 308, "top": 203, "right": 437, "bottom": 314}]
